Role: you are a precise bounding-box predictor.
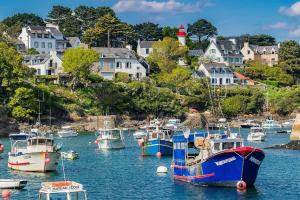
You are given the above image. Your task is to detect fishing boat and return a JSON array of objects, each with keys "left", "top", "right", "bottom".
[
  {"left": 61, "top": 150, "right": 79, "bottom": 160},
  {"left": 96, "top": 128, "right": 124, "bottom": 149},
  {"left": 171, "top": 130, "right": 265, "bottom": 188},
  {"left": 38, "top": 181, "right": 87, "bottom": 200},
  {"left": 247, "top": 126, "right": 266, "bottom": 141},
  {"left": 133, "top": 129, "right": 148, "bottom": 139},
  {"left": 164, "top": 119, "right": 182, "bottom": 131},
  {"left": 240, "top": 120, "right": 260, "bottom": 129},
  {"left": 8, "top": 134, "right": 61, "bottom": 172},
  {"left": 140, "top": 125, "right": 173, "bottom": 156},
  {"left": 57, "top": 126, "right": 78, "bottom": 138},
  {"left": 0, "top": 179, "right": 27, "bottom": 189},
  {"left": 262, "top": 118, "right": 282, "bottom": 129}
]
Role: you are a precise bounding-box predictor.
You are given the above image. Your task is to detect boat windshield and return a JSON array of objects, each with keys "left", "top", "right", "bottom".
[
  {"left": 251, "top": 128, "right": 263, "bottom": 133},
  {"left": 39, "top": 191, "right": 87, "bottom": 200},
  {"left": 28, "top": 138, "right": 53, "bottom": 146}
]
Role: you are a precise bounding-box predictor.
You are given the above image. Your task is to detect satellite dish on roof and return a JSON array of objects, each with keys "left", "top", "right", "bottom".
[{"left": 184, "top": 128, "right": 190, "bottom": 139}]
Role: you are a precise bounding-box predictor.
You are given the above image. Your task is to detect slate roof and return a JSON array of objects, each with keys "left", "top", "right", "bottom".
[
  {"left": 215, "top": 40, "right": 243, "bottom": 57},
  {"left": 188, "top": 49, "right": 204, "bottom": 57},
  {"left": 67, "top": 37, "right": 80, "bottom": 47},
  {"left": 92, "top": 47, "right": 137, "bottom": 59},
  {"left": 202, "top": 63, "right": 233, "bottom": 75},
  {"left": 23, "top": 54, "right": 50, "bottom": 65},
  {"left": 249, "top": 44, "right": 279, "bottom": 55},
  {"left": 139, "top": 41, "right": 155, "bottom": 48},
  {"left": 192, "top": 70, "right": 205, "bottom": 78}
]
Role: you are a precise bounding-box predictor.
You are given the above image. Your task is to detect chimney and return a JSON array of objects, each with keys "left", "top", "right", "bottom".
[{"left": 126, "top": 44, "right": 132, "bottom": 51}]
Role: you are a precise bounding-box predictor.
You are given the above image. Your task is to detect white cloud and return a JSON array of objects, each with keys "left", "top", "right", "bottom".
[
  {"left": 289, "top": 26, "right": 300, "bottom": 37},
  {"left": 266, "top": 22, "right": 288, "bottom": 30},
  {"left": 279, "top": 1, "right": 300, "bottom": 16},
  {"left": 112, "top": 0, "right": 210, "bottom": 13}
]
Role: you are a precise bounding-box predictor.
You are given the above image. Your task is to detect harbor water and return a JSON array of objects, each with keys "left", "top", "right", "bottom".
[{"left": 0, "top": 129, "right": 299, "bottom": 200}]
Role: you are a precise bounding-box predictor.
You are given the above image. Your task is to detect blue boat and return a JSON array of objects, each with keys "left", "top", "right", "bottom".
[
  {"left": 172, "top": 130, "right": 265, "bottom": 188},
  {"left": 141, "top": 129, "right": 173, "bottom": 156}
]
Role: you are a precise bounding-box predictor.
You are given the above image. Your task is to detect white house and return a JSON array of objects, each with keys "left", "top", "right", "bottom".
[
  {"left": 137, "top": 40, "right": 155, "bottom": 58},
  {"left": 204, "top": 38, "right": 243, "bottom": 67},
  {"left": 23, "top": 50, "right": 63, "bottom": 75},
  {"left": 193, "top": 63, "right": 234, "bottom": 86},
  {"left": 92, "top": 47, "right": 148, "bottom": 80},
  {"left": 18, "top": 24, "right": 68, "bottom": 54}
]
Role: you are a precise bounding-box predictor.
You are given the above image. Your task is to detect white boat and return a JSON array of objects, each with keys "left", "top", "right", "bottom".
[
  {"left": 164, "top": 119, "right": 181, "bottom": 130},
  {"left": 38, "top": 181, "right": 87, "bottom": 200},
  {"left": 96, "top": 128, "right": 125, "bottom": 149},
  {"left": 282, "top": 119, "right": 294, "bottom": 128},
  {"left": 58, "top": 126, "right": 78, "bottom": 138},
  {"left": 133, "top": 129, "right": 148, "bottom": 139},
  {"left": 0, "top": 179, "right": 27, "bottom": 189},
  {"left": 240, "top": 120, "right": 260, "bottom": 128},
  {"left": 8, "top": 135, "right": 61, "bottom": 172},
  {"left": 262, "top": 118, "right": 282, "bottom": 129},
  {"left": 247, "top": 126, "right": 266, "bottom": 141}
]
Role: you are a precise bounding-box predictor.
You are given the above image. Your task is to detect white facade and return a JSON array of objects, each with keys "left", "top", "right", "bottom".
[
  {"left": 18, "top": 25, "right": 68, "bottom": 54},
  {"left": 137, "top": 40, "right": 154, "bottom": 58},
  {"left": 24, "top": 51, "right": 63, "bottom": 75},
  {"left": 205, "top": 38, "right": 243, "bottom": 67},
  {"left": 198, "top": 63, "right": 234, "bottom": 86},
  {"left": 93, "top": 48, "right": 148, "bottom": 80}
]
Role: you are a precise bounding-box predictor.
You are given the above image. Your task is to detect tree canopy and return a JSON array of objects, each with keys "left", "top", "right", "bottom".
[
  {"left": 249, "top": 34, "right": 276, "bottom": 46},
  {"left": 187, "top": 19, "right": 217, "bottom": 41},
  {"left": 133, "top": 22, "right": 163, "bottom": 41}
]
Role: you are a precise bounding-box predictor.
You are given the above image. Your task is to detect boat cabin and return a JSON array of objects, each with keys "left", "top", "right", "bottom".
[
  {"left": 39, "top": 181, "right": 87, "bottom": 200},
  {"left": 250, "top": 126, "right": 264, "bottom": 133},
  {"left": 11, "top": 136, "right": 56, "bottom": 154},
  {"left": 147, "top": 129, "right": 172, "bottom": 141},
  {"left": 97, "top": 129, "right": 122, "bottom": 140},
  {"left": 173, "top": 131, "right": 243, "bottom": 166}
]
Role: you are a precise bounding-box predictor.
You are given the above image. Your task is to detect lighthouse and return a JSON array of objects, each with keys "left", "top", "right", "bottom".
[{"left": 177, "top": 24, "right": 187, "bottom": 46}]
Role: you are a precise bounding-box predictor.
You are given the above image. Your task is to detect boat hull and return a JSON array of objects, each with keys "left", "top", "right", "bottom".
[
  {"left": 0, "top": 179, "right": 27, "bottom": 189},
  {"left": 172, "top": 147, "right": 265, "bottom": 187},
  {"left": 58, "top": 131, "right": 78, "bottom": 138},
  {"left": 142, "top": 139, "right": 173, "bottom": 156},
  {"left": 97, "top": 139, "right": 124, "bottom": 149},
  {"left": 247, "top": 134, "right": 266, "bottom": 141},
  {"left": 8, "top": 152, "right": 60, "bottom": 172}
]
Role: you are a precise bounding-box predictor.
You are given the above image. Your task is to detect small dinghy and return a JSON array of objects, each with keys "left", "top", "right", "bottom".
[
  {"left": 0, "top": 179, "right": 27, "bottom": 189},
  {"left": 61, "top": 151, "right": 79, "bottom": 160}
]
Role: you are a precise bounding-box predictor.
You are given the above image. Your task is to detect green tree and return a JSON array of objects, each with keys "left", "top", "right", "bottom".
[
  {"left": 60, "top": 15, "right": 82, "bottom": 37},
  {"left": 133, "top": 22, "right": 163, "bottom": 41},
  {"left": 8, "top": 87, "right": 37, "bottom": 121},
  {"left": 162, "top": 26, "right": 178, "bottom": 39},
  {"left": 114, "top": 72, "right": 130, "bottom": 83},
  {"left": 63, "top": 48, "right": 99, "bottom": 91},
  {"left": 83, "top": 14, "right": 133, "bottom": 47},
  {"left": 47, "top": 5, "right": 73, "bottom": 25},
  {"left": 279, "top": 40, "right": 300, "bottom": 62},
  {"left": 27, "top": 48, "right": 39, "bottom": 55},
  {"left": 249, "top": 34, "right": 276, "bottom": 46},
  {"left": 187, "top": 19, "right": 217, "bottom": 42},
  {"left": 147, "top": 37, "right": 188, "bottom": 73}
]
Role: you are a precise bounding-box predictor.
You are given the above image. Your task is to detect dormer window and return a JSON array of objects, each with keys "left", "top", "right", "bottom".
[{"left": 37, "top": 34, "right": 42, "bottom": 38}]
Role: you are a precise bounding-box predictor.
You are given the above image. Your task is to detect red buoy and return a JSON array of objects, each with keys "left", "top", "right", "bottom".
[
  {"left": 137, "top": 139, "right": 144, "bottom": 147},
  {"left": 95, "top": 140, "right": 99, "bottom": 145},
  {"left": 236, "top": 180, "right": 247, "bottom": 190},
  {"left": 2, "top": 190, "right": 11, "bottom": 198},
  {"left": 156, "top": 152, "right": 162, "bottom": 158}
]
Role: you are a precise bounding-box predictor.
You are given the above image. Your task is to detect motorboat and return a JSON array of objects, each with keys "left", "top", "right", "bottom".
[
  {"left": 140, "top": 125, "right": 173, "bottom": 156},
  {"left": 240, "top": 120, "right": 260, "bottom": 128},
  {"left": 262, "top": 118, "right": 282, "bottom": 129},
  {"left": 247, "top": 126, "right": 266, "bottom": 141},
  {"left": 38, "top": 181, "right": 87, "bottom": 200},
  {"left": 164, "top": 119, "right": 182, "bottom": 130},
  {"left": 95, "top": 128, "right": 125, "bottom": 149},
  {"left": 61, "top": 150, "right": 79, "bottom": 160},
  {"left": 9, "top": 130, "right": 37, "bottom": 141},
  {"left": 0, "top": 179, "right": 27, "bottom": 189},
  {"left": 172, "top": 130, "right": 265, "bottom": 188},
  {"left": 282, "top": 119, "right": 294, "bottom": 129},
  {"left": 133, "top": 129, "right": 148, "bottom": 139},
  {"left": 8, "top": 134, "right": 61, "bottom": 172},
  {"left": 57, "top": 126, "right": 78, "bottom": 138}
]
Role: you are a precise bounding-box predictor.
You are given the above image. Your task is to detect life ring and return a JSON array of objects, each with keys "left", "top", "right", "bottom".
[{"left": 236, "top": 180, "right": 247, "bottom": 190}]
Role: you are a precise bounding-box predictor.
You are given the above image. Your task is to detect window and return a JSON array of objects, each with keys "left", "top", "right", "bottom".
[
  {"left": 48, "top": 42, "right": 52, "bottom": 48},
  {"left": 214, "top": 143, "right": 220, "bottom": 150},
  {"left": 236, "top": 142, "right": 241, "bottom": 148},
  {"left": 235, "top": 58, "right": 240, "bottom": 63},
  {"left": 247, "top": 50, "right": 251, "bottom": 54},
  {"left": 99, "top": 60, "right": 104, "bottom": 68},
  {"left": 41, "top": 42, "right": 45, "bottom": 48},
  {"left": 146, "top": 48, "right": 150, "bottom": 54},
  {"left": 34, "top": 42, "right": 39, "bottom": 48},
  {"left": 211, "top": 78, "right": 217, "bottom": 84},
  {"left": 229, "top": 58, "right": 234, "bottom": 63},
  {"left": 116, "top": 62, "right": 122, "bottom": 68},
  {"left": 31, "top": 33, "right": 36, "bottom": 38},
  {"left": 222, "top": 142, "right": 235, "bottom": 150},
  {"left": 126, "top": 62, "right": 131, "bottom": 69},
  {"left": 272, "top": 51, "right": 275, "bottom": 54},
  {"left": 37, "top": 69, "right": 41, "bottom": 75},
  {"left": 226, "top": 78, "right": 231, "bottom": 84},
  {"left": 109, "top": 61, "right": 114, "bottom": 68},
  {"left": 44, "top": 34, "right": 49, "bottom": 38},
  {"left": 211, "top": 49, "right": 216, "bottom": 54},
  {"left": 37, "top": 33, "right": 42, "bottom": 38}
]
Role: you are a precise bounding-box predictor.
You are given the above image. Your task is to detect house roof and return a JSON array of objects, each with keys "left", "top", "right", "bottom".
[
  {"left": 28, "top": 26, "right": 48, "bottom": 34},
  {"left": 23, "top": 54, "right": 50, "bottom": 65},
  {"left": 249, "top": 44, "right": 279, "bottom": 55},
  {"left": 139, "top": 41, "right": 155, "bottom": 48},
  {"left": 92, "top": 47, "right": 137, "bottom": 59},
  {"left": 215, "top": 39, "right": 243, "bottom": 57},
  {"left": 234, "top": 72, "right": 255, "bottom": 84},
  {"left": 192, "top": 70, "right": 205, "bottom": 77},
  {"left": 201, "top": 63, "right": 233, "bottom": 75},
  {"left": 188, "top": 49, "right": 204, "bottom": 57},
  {"left": 67, "top": 37, "right": 80, "bottom": 47}
]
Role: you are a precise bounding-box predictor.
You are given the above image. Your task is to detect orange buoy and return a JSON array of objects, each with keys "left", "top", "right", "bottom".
[
  {"left": 236, "top": 180, "right": 247, "bottom": 190},
  {"left": 2, "top": 190, "right": 11, "bottom": 198},
  {"left": 156, "top": 152, "right": 162, "bottom": 158}
]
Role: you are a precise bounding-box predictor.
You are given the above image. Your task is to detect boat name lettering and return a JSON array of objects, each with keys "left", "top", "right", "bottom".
[
  {"left": 215, "top": 157, "right": 236, "bottom": 166},
  {"left": 52, "top": 186, "right": 80, "bottom": 191},
  {"left": 249, "top": 156, "right": 261, "bottom": 165}
]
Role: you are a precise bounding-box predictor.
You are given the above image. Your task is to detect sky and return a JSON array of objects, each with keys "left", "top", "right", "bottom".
[{"left": 1, "top": 0, "right": 300, "bottom": 42}]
